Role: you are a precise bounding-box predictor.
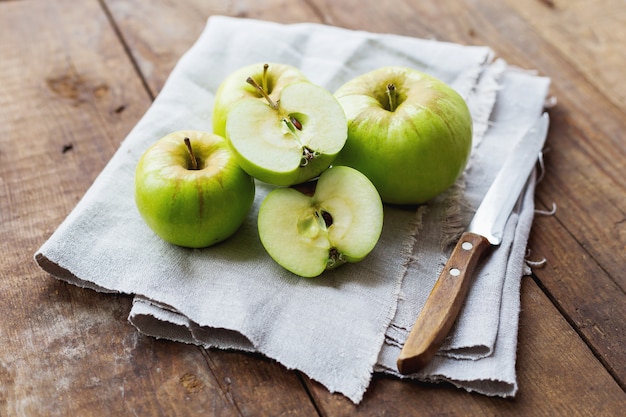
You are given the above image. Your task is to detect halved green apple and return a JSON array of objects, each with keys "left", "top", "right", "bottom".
[
  {"left": 258, "top": 165, "right": 383, "bottom": 277},
  {"left": 212, "top": 62, "right": 309, "bottom": 137},
  {"left": 225, "top": 81, "right": 348, "bottom": 186}
]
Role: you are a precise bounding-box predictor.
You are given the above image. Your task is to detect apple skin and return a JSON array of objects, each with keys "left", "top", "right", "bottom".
[
  {"left": 212, "top": 62, "right": 309, "bottom": 137},
  {"left": 135, "top": 130, "right": 255, "bottom": 248},
  {"left": 333, "top": 66, "right": 473, "bottom": 205}
]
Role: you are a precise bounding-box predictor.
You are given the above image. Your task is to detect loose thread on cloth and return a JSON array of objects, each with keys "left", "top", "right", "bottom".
[{"left": 534, "top": 202, "right": 557, "bottom": 216}]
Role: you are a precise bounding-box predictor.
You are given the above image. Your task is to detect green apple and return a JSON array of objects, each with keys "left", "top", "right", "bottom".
[
  {"left": 135, "top": 130, "right": 255, "bottom": 248},
  {"left": 257, "top": 165, "right": 383, "bottom": 278},
  {"left": 333, "top": 66, "right": 473, "bottom": 205},
  {"left": 225, "top": 78, "right": 348, "bottom": 186},
  {"left": 212, "top": 62, "right": 309, "bottom": 137}
]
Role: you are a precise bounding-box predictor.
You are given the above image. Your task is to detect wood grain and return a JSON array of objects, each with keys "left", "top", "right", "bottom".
[
  {"left": 528, "top": 200, "right": 626, "bottom": 386},
  {"left": 2, "top": 0, "right": 625, "bottom": 415},
  {"left": 103, "top": 0, "right": 322, "bottom": 96},
  {"left": 503, "top": 0, "right": 626, "bottom": 112}
]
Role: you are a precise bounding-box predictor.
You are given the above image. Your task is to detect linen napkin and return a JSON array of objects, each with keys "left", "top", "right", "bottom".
[{"left": 34, "top": 16, "right": 550, "bottom": 403}]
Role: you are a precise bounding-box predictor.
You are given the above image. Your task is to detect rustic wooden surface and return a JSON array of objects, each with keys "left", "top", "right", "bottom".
[{"left": 1, "top": 0, "right": 625, "bottom": 415}]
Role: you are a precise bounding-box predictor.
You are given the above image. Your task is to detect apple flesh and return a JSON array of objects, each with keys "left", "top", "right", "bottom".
[
  {"left": 226, "top": 80, "right": 348, "bottom": 186},
  {"left": 212, "top": 62, "right": 309, "bottom": 137},
  {"left": 135, "top": 130, "right": 255, "bottom": 248},
  {"left": 333, "top": 66, "right": 473, "bottom": 205},
  {"left": 257, "top": 165, "right": 383, "bottom": 277}
]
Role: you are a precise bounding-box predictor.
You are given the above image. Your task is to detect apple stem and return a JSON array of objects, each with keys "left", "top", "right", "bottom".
[
  {"left": 262, "top": 63, "right": 269, "bottom": 93},
  {"left": 184, "top": 137, "right": 199, "bottom": 170},
  {"left": 386, "top": 83, "right": 397, "bottom": 112},
  {"left": 247, "top": 76, "right": 278, "bottom": 110}
]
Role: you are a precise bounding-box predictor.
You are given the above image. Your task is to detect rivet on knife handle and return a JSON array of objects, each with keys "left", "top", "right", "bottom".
[{"left": 397, "top": 232, "right": 491, "bottom": 374}]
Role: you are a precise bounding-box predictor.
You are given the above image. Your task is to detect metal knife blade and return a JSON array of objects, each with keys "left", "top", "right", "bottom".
[{"left": 396, "top": 113, "right": 550, "bottom": 375}]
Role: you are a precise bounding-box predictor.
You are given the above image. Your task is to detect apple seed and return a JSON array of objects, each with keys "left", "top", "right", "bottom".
[
  {"left": 184, "top": 137, "right": 199, "bottom": 170},
  {"left": 321, "top": 210, "right": 333, "bottom": 227},
  {"left": 313, "top": 209, "right": 334, "bottom": 228},
  {"left": 281, "top": 116, "right": 303, "bottom": 135},
  {"left": 290, "top": 116, "right": 303, "bottom": 130}
]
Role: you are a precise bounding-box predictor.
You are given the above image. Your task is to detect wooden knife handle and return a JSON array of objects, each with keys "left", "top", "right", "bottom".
[{"left": 397, "top": 232, "right": 492, "bottom": 374}]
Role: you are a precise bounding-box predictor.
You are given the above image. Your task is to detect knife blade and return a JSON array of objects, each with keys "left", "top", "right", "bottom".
[{"left": 396, "top": 112, "right": 550, "bottom": 375}]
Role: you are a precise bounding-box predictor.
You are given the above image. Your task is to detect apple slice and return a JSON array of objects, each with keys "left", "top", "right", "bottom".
[
  {"left": 212, "top": 63, "right": 309, "bottom": 137},
  {"left": 226, "top": 81, "right": 348, "bottom": 186},
  {"left": 258, "top": 165, "right": 383, "bottom": 277}
]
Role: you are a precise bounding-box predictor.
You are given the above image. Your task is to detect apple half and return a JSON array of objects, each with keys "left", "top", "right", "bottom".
[
  {"left": 258, "top": 165, "right": 383, "bottom": 278},
  {"left": 212, "top": 62, "right": 309, "bottom": 137},
  {"left": 334, "top": 66, "right": 473, "bottom": 205},
  {"left": 225, "top": 80, "right": 348, "bottom": 186},
  {"left": 135, "top": 130, "right": 255, "bottom": 248}
]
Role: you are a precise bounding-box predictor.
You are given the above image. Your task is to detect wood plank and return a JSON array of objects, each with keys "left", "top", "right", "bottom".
[
  {"left": 502, "top": 0, "right": 626, "bottom": 112},
  {"left": 528, "top": 200, "right": 626, "bottom": 386},
  {"left": 202, "top": 350, "right": 319, "bottom": 416},
  {"left": 305, "top": 278, "right": 626, "bottom": 416},
  {"left": 103, "top": 0, "right": 323, "bottom": 96},
  {"left": 0, "top": 1, "right": 317, "bottom": 415}
]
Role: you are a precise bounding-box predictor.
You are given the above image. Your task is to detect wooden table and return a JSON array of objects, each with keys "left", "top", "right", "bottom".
[{"left": 2, "top": 1, "right": 624, "bottom": 415}]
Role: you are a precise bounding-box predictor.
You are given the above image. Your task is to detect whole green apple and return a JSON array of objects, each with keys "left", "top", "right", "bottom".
[
  {"left": 135, "top": 130, "right": 255, "bottom": 248},
  {"left": 212, "top": 62, "right": 309, "bottom": 137},
  {"left": 257, "top": 165, "right": 383, "bottom": 277},
  {"left": 333, "top": 66, "right": 473, "bottom": 205}
]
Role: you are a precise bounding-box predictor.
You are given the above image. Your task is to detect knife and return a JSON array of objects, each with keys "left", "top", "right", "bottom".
[{"left": 396, "top": 113, "right": 549, "bottom": 375}]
